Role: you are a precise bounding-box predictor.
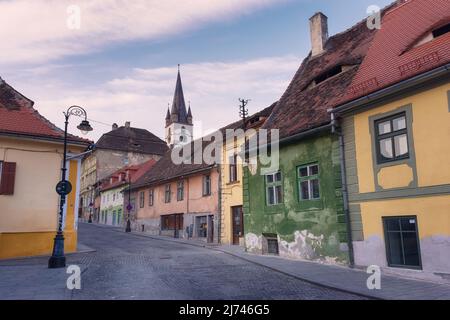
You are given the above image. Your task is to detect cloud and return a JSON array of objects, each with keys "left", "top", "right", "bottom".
[
  {"left": 0, "top": 0, "right": 286, "bottom": 65},
  {"left": 6, "top": 56, "right": 300, "bottom": 141}
]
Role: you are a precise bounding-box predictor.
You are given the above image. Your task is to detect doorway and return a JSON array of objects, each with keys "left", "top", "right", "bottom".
[
  {"left": 207, "top": 215, "right": 214, "bottom": 243},
  {"left": 232, "top": 206, "right": 243, "bottom": 245}
]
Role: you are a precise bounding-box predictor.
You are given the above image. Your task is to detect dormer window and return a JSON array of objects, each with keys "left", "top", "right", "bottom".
[
  {"left": 306, "top": 65, "right": 353, "bottom": 89},
  {"left": 412, "top": 22, "right": 450, "bottom": 49},
  {"left": 315, "top": 65, "right": 342, "bottom": 85},
  {"left": 432, "top": 23, "right": 450, "bottom": 38}
]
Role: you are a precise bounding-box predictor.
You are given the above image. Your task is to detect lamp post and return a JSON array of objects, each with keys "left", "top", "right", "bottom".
[
  {"left": 49, "top": 105, "right": 93, "bottom": 269},
  {"left": 88, "top": 201, "right": 94, "bottom": 223},
  {"left": 125, "top": 172, "right": 132, "bottom": 233}
]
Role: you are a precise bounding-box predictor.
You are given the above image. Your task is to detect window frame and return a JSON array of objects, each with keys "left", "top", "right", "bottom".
[
  {"left": 164, "top": 184, "right": 171, "bottom": 203},
  {"left": 297, "top": 163, "right": 321, "bottom": 201},
  {"left": 139, "top": 191, "right": 144, "bottom": 208},
  {"left": 148, "top": 189, "right": 154, "bottom": 206},
  {"left": 229, "top": 154, "right": 238, "bottom": 183},
  {"left": 375, "top": 112, "right": 409, "bottom": 164},
  {"left": 0, "top": 161, "right": 16, "bottom": 195},
  {"left": 203, "top": 175, "right": 211, "bottom": 196},
  {"left": 177, "top": 180, "right": 184, "bottom": 201},
  {"left": 265, "top": 171, "right": 283, "bottom": 206},
  {"left": 383, "top": 216, "right": 422, "bottom": 270}
]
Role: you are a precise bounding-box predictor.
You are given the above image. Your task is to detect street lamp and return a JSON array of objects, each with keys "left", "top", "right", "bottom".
[
  {"left": 88, "top": 201, "right": 94, "bottom": 223},
  {"left": 49, "top": 105, "right": 93, "bottom": 269},
  {"left": 125, "top": 172, "right": 132, "bottom": 233}
]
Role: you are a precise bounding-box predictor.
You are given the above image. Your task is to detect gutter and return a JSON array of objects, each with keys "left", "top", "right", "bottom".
[
  {"left": 246, "top": 123, "right": 333, "bottom": 155},
  {"left": 129, "top": 164, "right": 217, "bottom": 191},
  {"left": 0, "top": 131, "right": 92, "bottom": 147},
  {"left": 330, "top": 63, "right": 450, "bottom": 115}
]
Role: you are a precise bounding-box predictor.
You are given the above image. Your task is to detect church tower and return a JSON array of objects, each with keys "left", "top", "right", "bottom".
[{"left": 165, "top": 66, "right": 193, "bottom": 146}]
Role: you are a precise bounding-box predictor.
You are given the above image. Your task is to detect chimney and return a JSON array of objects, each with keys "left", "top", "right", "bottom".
[
  {"left": 309, "top": 12, "right": 328, "bottom": 57},
  {"left": 125, "top": 121, "right": 131, "bottom": 128},
  {"left": 112, "top": 123, "right": 118, "bottom": 130}
]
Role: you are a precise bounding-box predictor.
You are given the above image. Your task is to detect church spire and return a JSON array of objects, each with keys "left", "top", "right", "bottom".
[
  {"left": 169, "top": 66, "right": 189, "bottom": 125},
  {"left": 165, "top": 66, "right": 194, "bottom": 146},
  {"left": 187, "top": 102, "right": 193, "bottom": 125},
  {"left": 165, "top": 105, "right": 171, "bottom": 126}
]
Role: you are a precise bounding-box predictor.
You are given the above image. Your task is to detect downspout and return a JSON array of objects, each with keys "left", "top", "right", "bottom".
[
  {"left": 217, "top": 165, "right": 222, "bottom": 244},
  {"left": 331, "top": 112, "right": 355, "bottom": 268},
  {"left": 186, "top": 177, "right": 190, "bottom": 238}
]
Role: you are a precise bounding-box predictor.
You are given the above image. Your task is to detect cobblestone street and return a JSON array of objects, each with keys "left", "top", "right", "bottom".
[{"left": 0, "top": 223, "right": 367, "bottom": 300}]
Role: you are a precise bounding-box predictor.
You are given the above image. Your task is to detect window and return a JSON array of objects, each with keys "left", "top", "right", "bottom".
[
  {"left": 229, "top": 154, "right": 238, "bottom": 183},
  {"left": 148, "top": 189, "right": 154, "bottom": 206},
  {"left": 432, "top": 23, "right": 450, "bottom": 38},
  {"left": 139, "top": 191, "right": 144, "bottom": 208},
  {"left": 165, "top": 184, "right": 171, "bottom": 203},
  {"left": 113, "top": 193, "right": 115, "bottom": 201},
  {"left": 177, "top": 181, "right": 184, "bottom": 201},
  {"left": 203, "top": 175, "right": 211, "bottom": 196},
  {"left": 383, "top": 216, "right": 421, "bottom": 269},
  {"left": 266, "top": 171, "right": 283, "bottom": 205},
  {"left": 118, "top": 209, "right": 122, "bottom": 225},
  {"left": 161, "top": 214, "right": 183, "bottom": 231},
  {"left": 0, "top": 161, "right": 16, "bottom": 195},
  {"left": 375, "top": 113, "right": 409, "bottom": 163},
  {"left": 298, "top": 164, "right": 320, "bottom": 201},
  {"left": 197, "top": 216, "right": 208, "bottom": 237}
]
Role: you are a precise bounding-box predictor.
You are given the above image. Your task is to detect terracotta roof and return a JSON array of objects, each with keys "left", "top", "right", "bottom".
[
  {"left": 0, "top": 78, "right": 91, "bottom": 145},
  {"left": 96, "top": 126, "right": 168, "bottom": 155},
  {"left": 132, "top": 104, "right": 275, "bottom": 189},
  {"left": 100, "top": 159, "right": 157, "bottom": 192},
  {"left": 341, "top": 0, "right": 450, "bottom": 102},
  {"left": 262, "top": 3, "right": 397, "bottom": 139}
]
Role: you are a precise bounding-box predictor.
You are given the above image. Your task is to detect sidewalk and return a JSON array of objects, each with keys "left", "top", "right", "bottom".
[{"left": 115, "top": 227, "right": 450, "bottom": 300}]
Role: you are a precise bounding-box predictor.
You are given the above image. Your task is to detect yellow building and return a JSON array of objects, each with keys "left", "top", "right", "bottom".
[
  {"left": 332, "top": 0, "right": 450, "bottom": 281},
  {"left": 0, "top": 78, "right": 90, "bottom": 259},
  {"left": 219, "top": 104, "right": 274, "bottom": 245}
]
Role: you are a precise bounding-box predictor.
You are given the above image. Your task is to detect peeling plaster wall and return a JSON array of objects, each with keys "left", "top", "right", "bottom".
[
  {"left": 133, "top": 217, "right": 160, "bottom": 235},
  {"left": 243, "top": 134, "right": 348, "bottom": 263},
  {"left": 353, "top": 235, "right": 450, "bottom": 282}
]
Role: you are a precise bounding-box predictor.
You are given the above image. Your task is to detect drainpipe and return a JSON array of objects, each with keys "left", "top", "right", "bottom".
[
  {"left": 186, "top": 177, "right": 190, "bottom": 239},
  {"left": 331, "top": 112, "right": 355, "bottom": 268},
  {"left": 217, "top": 165, "right": 222, "bottom": 244}
]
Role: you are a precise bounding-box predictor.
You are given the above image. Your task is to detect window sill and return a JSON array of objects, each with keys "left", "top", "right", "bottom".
[
  {"left": 226, "top": 180, "right": 240, "bottom": 186},
  {"left": 296, "top": 199, "right": 324, "bottom": 211}
]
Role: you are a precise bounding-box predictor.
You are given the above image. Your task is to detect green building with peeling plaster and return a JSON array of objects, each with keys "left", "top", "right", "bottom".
[
  {"left": 243, "top": 11, "right": 379, "bottom": 264},
  {"left": 244, "top": 133, "right": 347, "bottom": 262}
]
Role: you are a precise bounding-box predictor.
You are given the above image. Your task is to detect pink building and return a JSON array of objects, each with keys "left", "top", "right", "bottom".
[{"left": 128, "top": 143, "right": 220, "bottom": 243}]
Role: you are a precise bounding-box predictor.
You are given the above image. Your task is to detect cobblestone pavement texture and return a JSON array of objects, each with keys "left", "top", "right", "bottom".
[{"left": 0, "top": 223, "right": 367, "bottom": 300}]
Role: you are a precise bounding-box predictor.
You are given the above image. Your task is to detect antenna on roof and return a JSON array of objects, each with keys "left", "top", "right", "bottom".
[{"left": 239, "top": 98, "right": 250, "bottom": 129}]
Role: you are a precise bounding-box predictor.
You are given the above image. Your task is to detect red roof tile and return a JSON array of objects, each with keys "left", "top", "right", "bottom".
[
  {"left": 0, "top": 78, "right": 91, "bottom": 145},
  {"left": 262, "top": 4, "right": 397, "bottom": 139},
  {"left": 100, "top": 159, "right": 157, "bottom": 192},
  {"left": 342, "top": 0, "right": 450, "bottom": 102}
]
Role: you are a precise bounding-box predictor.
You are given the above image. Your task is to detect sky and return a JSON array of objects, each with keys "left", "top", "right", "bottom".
[{"left": 0, "top": 0, "right": 394, "bottom": 141}]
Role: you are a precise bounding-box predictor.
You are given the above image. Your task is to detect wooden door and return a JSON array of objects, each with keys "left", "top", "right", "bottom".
[{"left": 232, "top": 206, "right": 243, "bottom": 245}]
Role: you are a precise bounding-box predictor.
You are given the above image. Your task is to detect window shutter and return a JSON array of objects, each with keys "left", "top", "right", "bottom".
[{"left": 0, "top": 162, "right": 16, "bottom": 195}]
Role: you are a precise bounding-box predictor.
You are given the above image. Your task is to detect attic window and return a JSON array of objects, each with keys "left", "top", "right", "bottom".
[
  {"left": 432, "top": 23, "right": 450, "bottom": 38},
  {"left": 315, "top": 65, "right": 342, "bottom": 85},
  {"left": 412, "top": 23, "right": 450, "bottom": 49}
]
